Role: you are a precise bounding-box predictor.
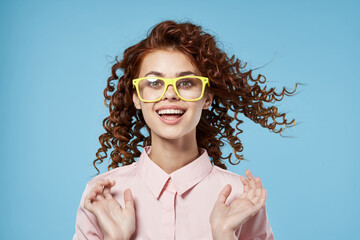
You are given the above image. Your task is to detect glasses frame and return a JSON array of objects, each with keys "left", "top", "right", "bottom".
[{"left": 132, "top": 76, "right": 210, "bottom": 103}]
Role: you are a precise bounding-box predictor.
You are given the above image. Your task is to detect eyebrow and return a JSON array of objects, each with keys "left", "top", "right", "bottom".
[{"left": 144, "top": 71, "right": 196, "bottom": 77}]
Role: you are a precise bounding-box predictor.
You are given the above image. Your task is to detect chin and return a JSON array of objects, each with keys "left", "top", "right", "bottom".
[
  {"left": 152, "top": 126, "right": 195, "bottom": 141},
  {"left": 158, "top": 131, "right": 186, "bottom": 140}
]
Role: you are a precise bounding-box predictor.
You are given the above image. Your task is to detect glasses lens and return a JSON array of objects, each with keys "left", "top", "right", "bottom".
[
  {"left": 176, "top": 77, "right": 203, "bottom": 99},
  {"left": 138, "top": 77, "right": 204, "bottom": 101},
  {"left": 138, "top": 78, "right": 165, "bottom": 101}
]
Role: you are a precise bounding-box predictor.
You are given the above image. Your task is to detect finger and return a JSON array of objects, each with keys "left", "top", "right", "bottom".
[
  {"left": 102, "top": 179, "right": 114, "bottom": 187},
  {"left": 103, "top": 186, "right": 113, "bottom": 200},
  {"left": 94, "top": 187, "right": 105, "bottom": 200},
  {"left": 255, "top": 177, "right": 263, "bottom": 189},
  {"left": 93, "top": 179, "right": 112, "bottom": 191},
  {"left": 240, "top": 175, "right": 249, "bottom": 193},
  {"left": 124, "top": 189, "right": 135, "bottom": 210},
  {"left": 252, "top": 195, "right": 260, "bottom": 206},
  {"left": 94, "top": 179, "right": 109, "bottom": 186},
  {"left": 253, "top": 189, "right": 267, "bottom": 213},
  {"left": 111, "top": 180, "right": 116, "bottom": 186},
  {"left": 84, "top": 198, "right": 94, "bottom": 212},
  {"left": 87, "top": 191, "right": 97, "bottom": 201},
  {"left": 103, "top": 181, "right": 115, "bottom": 200},
  {"left": 245, "top": 170, "right": 257, "bottom": 191},
  {"left": 84, "top": 192, "right": 97, "bottom": 212},
  {"left": 96, "top": 193, "right": 104, "bottom": 201},
  {"left": 94, "top": 179, "right": 115, "bottom": 200},
  {"left": 258, "top": 189, "right": 267, "bottom": 207},
  {"left": 216, "top": 184, "right": 232, "bottom": 205},
  {"left": 245, "top": 169, "right": 255, "bottom": 180},
  {"left": 246, "top": 188, "right": 256, "bottom": 200},
  {"left": 85, "top": 191, "right": 97, "bottom": 206},
  {"left": 255, "top": 177, "right": 263, "bottom": 198},
  {"left": 92, "top": 185, "right": 105, "bottom": 196},
  {"left": 97, "top": 179, "right": 115, "bottom": 193},
  {"left": 248, "top": 180, "right": 256, "bottom": 192},
  {"left": 84, "top": 197, "right": 92, "bottom": 210}
]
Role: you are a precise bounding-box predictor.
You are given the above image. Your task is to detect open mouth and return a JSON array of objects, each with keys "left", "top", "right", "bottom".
[{"left": 156, "top": 110, "right": 186, "bottom": 120}]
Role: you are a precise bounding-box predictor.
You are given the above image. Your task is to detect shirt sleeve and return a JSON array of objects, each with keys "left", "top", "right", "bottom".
[
  {"left": 235, "top": 204, "right": 274, "bottom": 240},
  {"left": 73, "top": 182, "right": 104, "bottom": 240}
]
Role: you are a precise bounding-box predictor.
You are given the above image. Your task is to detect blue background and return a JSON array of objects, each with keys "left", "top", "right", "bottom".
[{"left": 1, "top": 0, "right": 359, "bottom": 239}]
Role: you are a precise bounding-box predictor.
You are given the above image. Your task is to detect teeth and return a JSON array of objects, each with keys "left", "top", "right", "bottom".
[{"left": 157, "top": 109, "right": 185, "bottom": 115}]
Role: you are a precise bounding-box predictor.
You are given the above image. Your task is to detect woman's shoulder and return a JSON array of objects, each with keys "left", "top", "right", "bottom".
[
  {"left": 211, "top": 165, "right": 243, "bottom": 180},
  {"left": 87, "top": 161, "right": 139, "bottom": 186},
  {"left": 209, "top": 165, "right": 245, "bottom": 196}
]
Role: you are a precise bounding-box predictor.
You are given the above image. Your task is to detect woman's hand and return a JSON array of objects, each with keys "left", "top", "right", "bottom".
[
  {"left": 209, "top": 169, "right": 267, "bottom": 240},
  {"left": 84, "top": 179, "right": 136, "bottom": 240}
]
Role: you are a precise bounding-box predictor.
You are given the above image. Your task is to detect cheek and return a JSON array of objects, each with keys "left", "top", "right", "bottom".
[
  {"left": 190, "top": 104, "right": 205, "bottom": 125},
  {"left": 140, "top": 105, "right": 156, "bottom": 126}
]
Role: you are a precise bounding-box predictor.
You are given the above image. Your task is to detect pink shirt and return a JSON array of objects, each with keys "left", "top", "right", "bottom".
[{"left": 73, "top": 146, "right": 274, "bottom": 240}]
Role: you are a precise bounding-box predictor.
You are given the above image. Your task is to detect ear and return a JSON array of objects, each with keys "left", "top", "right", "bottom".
[
  {"left": 202, "top": 91, "right": 214, "bottom": 110},
  {"left": 133, "top": 92, "right": 142, "bottom": 110}
]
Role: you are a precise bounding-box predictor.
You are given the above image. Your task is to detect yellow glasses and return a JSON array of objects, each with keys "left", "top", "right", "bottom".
[{"left": 132, "top": 76, "right": 210, "bottom": 102}]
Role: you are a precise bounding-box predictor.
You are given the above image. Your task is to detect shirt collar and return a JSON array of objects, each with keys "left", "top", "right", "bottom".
[{"left": 137, "top": 146, "right": 213, "bottom": 199}]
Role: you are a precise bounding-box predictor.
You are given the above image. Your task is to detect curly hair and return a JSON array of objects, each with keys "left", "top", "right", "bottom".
[{"left": 92, "top": 20, "right": 297, "bottom": 176}]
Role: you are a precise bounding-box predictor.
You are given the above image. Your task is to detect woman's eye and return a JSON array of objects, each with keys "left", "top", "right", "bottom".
[
  {"left": 178, "top": 80, "right": 192, "bottom": 87},
  {"left": 148, "top": 80, "right": 162, "bottom": 87}
]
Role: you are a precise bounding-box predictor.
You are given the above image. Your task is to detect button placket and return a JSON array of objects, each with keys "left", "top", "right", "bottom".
[{"left": 160, "top": 179, "right": 177, "bottom": 240}]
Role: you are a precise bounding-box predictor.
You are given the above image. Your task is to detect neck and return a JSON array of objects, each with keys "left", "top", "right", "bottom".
[{"left": 148, "top": 130, "right": 200, "bottom": 174}]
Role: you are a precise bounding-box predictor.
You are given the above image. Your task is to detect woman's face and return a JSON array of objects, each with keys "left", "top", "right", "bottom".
[{"left": 132, "top": 49, "right": 214, "bottom": 141}]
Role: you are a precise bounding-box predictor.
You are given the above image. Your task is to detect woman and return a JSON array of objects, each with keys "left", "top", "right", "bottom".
[{"left": 73, "top": 20, "right": 296, "bottom": 240}]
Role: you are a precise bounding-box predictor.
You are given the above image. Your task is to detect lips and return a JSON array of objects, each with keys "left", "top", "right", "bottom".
[
  {"left": 156, "top": 110, "right": 186, "bottom": 125},
  {"left": 155, "top": 107, "right": 186, "bottom": 118},
  {"left": 154, "top": 105, "right": 188, "bottom": 124}
]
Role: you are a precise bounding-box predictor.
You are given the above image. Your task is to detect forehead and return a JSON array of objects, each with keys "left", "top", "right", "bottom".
[{"left": 138, "top": 49, "right": 198, "bottom": 77}]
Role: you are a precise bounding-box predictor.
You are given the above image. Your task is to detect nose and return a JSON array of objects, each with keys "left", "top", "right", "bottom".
[{"left": 162, "top": 85, "right": 179, "bottom": 101}]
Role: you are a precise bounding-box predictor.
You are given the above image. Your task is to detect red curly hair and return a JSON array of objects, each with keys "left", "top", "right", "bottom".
[{"left": 92, "top": 20, "right": 297, "bottom": 176}]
